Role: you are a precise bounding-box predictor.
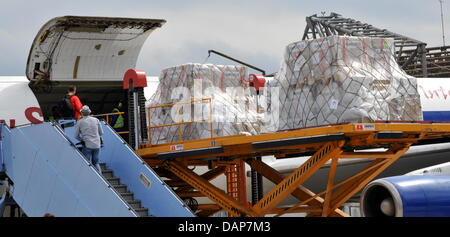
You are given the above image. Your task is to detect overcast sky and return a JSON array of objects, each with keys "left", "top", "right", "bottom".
[{"left": 0, "top": 0, "right": 449, "bottom": 76}]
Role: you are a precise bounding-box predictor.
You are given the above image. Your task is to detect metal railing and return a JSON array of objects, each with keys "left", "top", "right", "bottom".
[
  {"left": 92, "top": 112, "right": 129, "bottom": 134},
  {"left": 147, "top": 98, "right": 213, "bottom": 145}
]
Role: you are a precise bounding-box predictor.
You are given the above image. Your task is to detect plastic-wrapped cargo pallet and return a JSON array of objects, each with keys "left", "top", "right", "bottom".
[
  {"left": 147, "top": 63, "right": 262, "bottom": 144},
  {"left": 267, "top": 35, "right": 423, "bottom": 130}
]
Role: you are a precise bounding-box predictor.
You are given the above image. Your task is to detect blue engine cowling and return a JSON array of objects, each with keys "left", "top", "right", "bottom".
[{"left": 360, "top": 175, "right": 450, "bottom": 217}]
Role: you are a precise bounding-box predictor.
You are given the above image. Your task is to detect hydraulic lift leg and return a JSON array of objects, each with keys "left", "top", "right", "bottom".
[
  {"left": 246, "top": 158, "right": 348, "bottom": 217},
  {"left": 163, "top": 160, "right": 257, "bottom": 217},
  {"left": 324, "top": 144, "right": 411, "bottom": 216},
  {"left": 252, "top": 141, "right": 345, "bottom": 215}
]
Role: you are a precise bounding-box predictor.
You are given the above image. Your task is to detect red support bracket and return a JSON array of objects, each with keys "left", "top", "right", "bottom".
[{"left": 123, "top": 69, "right": 148, "bottom": 90}]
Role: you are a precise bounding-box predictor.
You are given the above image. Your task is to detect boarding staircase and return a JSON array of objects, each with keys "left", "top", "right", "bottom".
[{"left": 0, "top": 121, "right": 193, "bottom": 217}]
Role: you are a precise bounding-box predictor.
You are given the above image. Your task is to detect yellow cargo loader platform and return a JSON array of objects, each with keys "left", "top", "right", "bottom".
[{"left": 137, "top": 122, "right": 450, "bottom": 217}]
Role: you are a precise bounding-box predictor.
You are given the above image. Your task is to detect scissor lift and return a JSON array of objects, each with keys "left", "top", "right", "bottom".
[{"left": 136, "top": 121, "right": 450, "bottom": 217}]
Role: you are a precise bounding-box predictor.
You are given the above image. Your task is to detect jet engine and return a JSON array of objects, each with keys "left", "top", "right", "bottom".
[{"left": 360, "top": 175, "right": 450, "bottom": 217}]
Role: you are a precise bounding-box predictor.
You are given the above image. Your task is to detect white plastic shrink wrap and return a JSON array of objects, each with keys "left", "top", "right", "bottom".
[
  {"left": 266, "top": 35, "right": 423, "bottom": 130},
  {"left": 147, "top": 63, "right": 262, "bottom": 144}
]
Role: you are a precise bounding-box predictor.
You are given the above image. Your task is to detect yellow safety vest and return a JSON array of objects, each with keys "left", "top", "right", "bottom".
[{"left": 112, "top": 108, "right": 124, "bottom": 129}]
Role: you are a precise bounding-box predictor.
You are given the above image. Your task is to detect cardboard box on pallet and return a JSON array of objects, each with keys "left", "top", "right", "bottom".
[
  {"left": 147, "top": 63, "right": 262, "bottom": 144},
  {"left": 266, "top": 35, "right": 422, "bottom": 131}
]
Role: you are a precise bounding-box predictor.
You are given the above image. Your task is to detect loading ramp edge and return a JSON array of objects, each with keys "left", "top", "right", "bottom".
[{"left": 138, "top": 122, "right": 450, "bottom": 160}]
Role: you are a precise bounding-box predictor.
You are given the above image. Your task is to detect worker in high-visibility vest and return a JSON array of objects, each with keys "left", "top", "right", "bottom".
[{"left": 110, "top": 101, "right": 125, "bottom": 131}]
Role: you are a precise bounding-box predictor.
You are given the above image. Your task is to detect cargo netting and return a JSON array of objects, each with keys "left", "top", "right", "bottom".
[
  {"left": 146, "top": 36, "right": 423, "bottom": 144},
  {"left": 266, "top": 35, "right": 423, "bottom": 130},
  {"left": 147, "top": 64, "right": 263, "bottom": 144}
]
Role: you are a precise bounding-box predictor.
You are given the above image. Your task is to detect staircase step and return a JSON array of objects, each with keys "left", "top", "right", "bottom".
[
  {"left": 101, "top": 170, "right": 114, "bottom": 178},
  {"left": 99, "top": 165, "right": 149, "bottom": 217},
  {"left": 120, "top": 192, "right": 134, "bottom": 201},
  {"left": 113, "top": 184, "right": 128, "bottom": 193},
  {"left": 127, "top": 200, "right": 142, "bottom": 209},
  {"left": 106, "top": 177, "right": 121, "bottom": 185},
  {"left": 135, "top": 208, "right": 149, "bottom": 217}
]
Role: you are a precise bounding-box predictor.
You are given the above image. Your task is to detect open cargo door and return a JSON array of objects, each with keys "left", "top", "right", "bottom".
[
  {"left": 26, "top": 16, "right": 165, "bottom": 84},
  {"left": 26, "top": 16, "right": 165, "bottom": 120}
]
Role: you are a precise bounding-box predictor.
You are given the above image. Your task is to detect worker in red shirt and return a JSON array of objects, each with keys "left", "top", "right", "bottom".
[{"left": 67, "top": 86, "right": 83, "bottom": 119}]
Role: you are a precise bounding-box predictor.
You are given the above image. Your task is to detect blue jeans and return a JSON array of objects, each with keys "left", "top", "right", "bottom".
[{"left": 82, "top": 147, "right": 101, "bottom": 172}]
